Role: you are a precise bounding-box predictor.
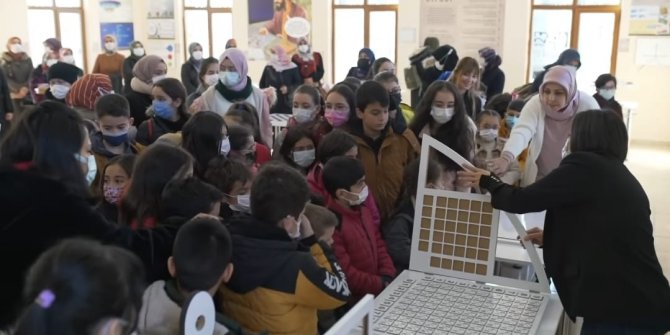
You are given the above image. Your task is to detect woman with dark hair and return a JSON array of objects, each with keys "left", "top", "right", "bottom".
[
  {"left": 409, "top": 80, "right": 476, "bottom": 191},
  {"left": 324, "top": 83, "right": 357, "bottom": 131},
  {"left": 277, "top": 125, "right": 316, "bottom": 173},
  {"left": 136, "top": 78, "right": 189, "bottom": 146},
  {"left": 120, "top": 143, "right": 194, "bottom": 230},
  {"left": 371, "top": 57, "right": 395, "bottom": 77},
  {"left": 186, "top": 57, "right": 219, "bottom": 109},
  {"left": 593, "top": 73, "right": 622, "bottom": 119},
  {"left": 181, "top": 111, "right": 227, "bottom": 177},
  {"left": 458, "top": 110, "right": 670, "bottom": 334},
  {"left": 0, "top": 101, "right": 179, "bottom": 329},
  {"left": 12, "top": 238, "right": 145, "bottom": 335}
]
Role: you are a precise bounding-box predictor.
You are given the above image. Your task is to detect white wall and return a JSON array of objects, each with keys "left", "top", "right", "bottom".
[{"left": 0, "top": 0, "right": 667, "bottom": 144}]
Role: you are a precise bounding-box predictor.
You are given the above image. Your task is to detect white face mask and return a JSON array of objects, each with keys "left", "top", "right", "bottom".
[
  {"left": 46, "top": 59, "right": 58, "bottom": 67},
  {"left": 598, "top": 88, "right": 615, "bottom": 101},
  {"left": 204, "top": 73, "right": 219, "bottom": 87},
  {"left": 192, "top": 51, "right": 203, "bottom": 60},
  {"left": 561, "top": 137, "right": 571, "bottom": 159},
  {"left": 50, "top": 84, "right": 71, "bottom": 100},
  {"left": 479, "top": 128, "right": 498, "bottom": 142},
  {"left": 344, "top": 185, "right": 369, "bottom": 206},
  {"left": 61, "top": 55, "right": 75, "bottom": 64},
  {"left": 430, "top": 106, "right": 454, "bottom": 124},
  {"left": 220, "top": 137, "right": 231, "bottom": 156},
  {"left": 133, "top": 47, "right": 145, "bottom": 57},
  {"left": 9, "top": 43, "right": 23, "bottom": 54},
  {"left": 152, "top": 74, "right": 167, "bottom": 84},
  {"left": 298, "top": 45, "right": 309, "bottom": 53},
  {"left": 76, "top": 153, "right": 97, "bottom": 186},
  {"left": 292, "top": 149, "right": 315, "bottom": 168},
  {"left": 229, "top": 193, "right": 251, "bottom": 213},
  {"left": 104, "top": 42, "right": 117, "bottom": 52},
  {"left": 219, "top": 71, "right": 241, "bottom": 87},
  {"left": 292, "top": 107, "right": 314, "bottom": 123}
]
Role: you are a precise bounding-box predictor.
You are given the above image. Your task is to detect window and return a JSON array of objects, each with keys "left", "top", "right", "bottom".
[
  {"left": 529, "top": 0, "right": 621, "bottom": 92},
  {"left": 27, "top": 0, "right": 86, "bottom": 71},
  {"left": 332, "top": 0, "right": 398, "bottom": 82},
  {"left": 183, "top": 0, "right": 233, "bottom": 60}
]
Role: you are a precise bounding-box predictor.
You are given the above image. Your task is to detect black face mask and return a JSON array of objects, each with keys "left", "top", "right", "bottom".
[{"left": 357, "top": 58, "right": 370, "bottom": 70}]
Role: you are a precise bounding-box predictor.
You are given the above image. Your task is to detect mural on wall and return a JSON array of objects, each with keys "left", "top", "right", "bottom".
[
  {"left": 98, "top": 0, "right": 134, "bottom": 49},
  {"left": 247, "top": 0, "right": 312, "bottom": 61},
  {"left": 147, "top": 0, "right": 176, "bottom": 40},
  {"left": 630, "top": 0, "right": 670, "bottom": 36}
]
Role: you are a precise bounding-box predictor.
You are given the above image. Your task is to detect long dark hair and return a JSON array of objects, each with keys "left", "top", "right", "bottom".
[
  {"left": 198, "top": 57, "right": 219, "bottom": 86},
  {"left": 13, "top": 238, "right": 145, "bottom": 335},
  {"left": 121, "top": 144, "right": 194, "bottom": 227},
  {"left": 571, "top": 109, "right": 628, "bottom": 162},
  {"left": 153, "top": 78, "right": 189, "bottom": 121},
  {"left": 410, "top": 81, "right": 473, "bottom": 170},
  {"left": 226, "top": 102, "right": 263, "bottom": 145},
  {"left": 278, "top": 124, "right": 316, "bottom": 170},
  {"left": 182, "top": 111, "right": 226, "bottom": 178},
  {"left": 0, "top": 101, "right": 89, "bottom": 197},
  {"left": 326, "top": 84, "right": 357, "bottom": 130}
]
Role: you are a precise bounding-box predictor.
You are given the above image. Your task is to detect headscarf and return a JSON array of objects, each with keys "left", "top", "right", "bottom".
[
  {"left": 129, "top": 41, "right": 144, "bottom": 58},
  {"left": 6, "top": 37, "right": 26, "bottom": 60},
  {"left": 66, "top": 74, "right": 113, "bottom": 110},
  {"left": 188, "top": 42, "right": 203, "bottom": 70},
  {"left": 358, "top": 48, "right": 375, "bottom": 67},
  {"left": 269, "top": 45, "right": 296, "bottom": 72},
  {"left": 218, "top": 48, "right": 249, "bottom": 92},
  {"left": 297, "top": 37, "right": 313, "bottom": 61},
  {"left": 479, "top": 47, "right": 501, "bottom": 68},
  {"left": 539, "top": 65, "right": 579, "bottom": 121},
  {"left": 132, "top": 55, "right": 164, "bottom": 83}
]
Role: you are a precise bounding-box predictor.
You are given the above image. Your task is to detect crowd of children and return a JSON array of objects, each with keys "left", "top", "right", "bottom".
[{"left": 1, "top": 35, "right": 668, "bottom": 335}]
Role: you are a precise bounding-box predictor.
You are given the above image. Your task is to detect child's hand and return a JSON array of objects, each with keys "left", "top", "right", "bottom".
[
  {"left": 299, "top": 214, "right": 314, "bottom": 238},
  {"left": 489, "top": 157, "right": 510, "bottom": 175}
]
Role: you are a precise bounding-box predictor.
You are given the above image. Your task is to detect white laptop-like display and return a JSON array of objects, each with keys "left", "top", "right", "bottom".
[{"left": 370, "top": 135, "right": 561, "bottom": 335}]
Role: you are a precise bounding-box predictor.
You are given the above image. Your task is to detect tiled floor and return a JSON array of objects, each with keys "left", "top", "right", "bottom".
[{"left": 625, "top": 143, "right": 670, "bottom": 279}]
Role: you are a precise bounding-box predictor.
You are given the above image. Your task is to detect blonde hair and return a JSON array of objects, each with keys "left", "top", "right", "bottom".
[
  {"left": 447, "top": 57, "right": 481, "bottom": 87},
  {"left": 304, "top": 203, "right": 338, "bottom": 240}
]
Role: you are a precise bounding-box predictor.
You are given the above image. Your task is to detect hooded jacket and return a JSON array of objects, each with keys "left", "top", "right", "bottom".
[
  {"left": 220, "top": 215, "right": 349, "bottom": 335},
  {"left": 531, "top": 49, "right": 581, "bottom": 93}
]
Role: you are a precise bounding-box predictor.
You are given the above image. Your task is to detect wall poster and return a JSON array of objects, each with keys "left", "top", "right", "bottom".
[{"left": 247, "top": 0, "right": 312, "bottom": 61}]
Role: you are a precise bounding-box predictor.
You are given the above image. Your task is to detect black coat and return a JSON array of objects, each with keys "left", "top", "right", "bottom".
[
  {"left": 181, "top": 58, "right": 200, "bottom": 95},
  {"left": 259, "top": 65, "right": 302, "bottom": 114},
  {"left": 125, "top": 89, "right": 152, "bottom": 125},
  {"left": 381, "top": 198, "right": 415, "bottom": 273},
  {"left": 0, "top": 169, "right": 178, "bottom": 328},
  {"left": 481, "top": 66, "right": 505, "bottom": 101},
  {"left": 123, "top": 55, "right": 141, "bottom": 94},
  {"left": 593, "top": 93, "right": 623, "bottom": 119},
  {"left": 481, "top": 152, "right": 670, "bottom": 324}
]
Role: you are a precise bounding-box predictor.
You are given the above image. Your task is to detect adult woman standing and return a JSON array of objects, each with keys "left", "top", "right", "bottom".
[
  {"left": 123, "top": 40, "right": 145, "bottom": 94},
  {"left": 291, "top": 38, "right": 324, "bottom": 86},
  {"left": 92, "top": 35, "right": 125, "bottom": 93},
  {"left": 181, "top": 42, "right": 204, "bottom": 95},
  {"left": 2, "top": 37, "right": 33, "bottom": 115},
  {"left": 593, "top": 73, "right": 623, "bottom": 119},
  {"left": 260, "top": 45, "right": 301, "bottom": 114},
  {"left": 478, "top": 47, "right": 505, "bottom": 101},
  {"left": 125, "top": 55, "right": 167, "bottom": 125},
  {"left": 191, "top": 48, "right": 273, "bottom": 147},
  {"left": 490, "top": 65, "right": 598, "bottom": 186},
  {"left": 459, "top": 110, "right": 670, "bottom": 334}
]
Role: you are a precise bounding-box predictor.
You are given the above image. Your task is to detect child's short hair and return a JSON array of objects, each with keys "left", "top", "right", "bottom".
[
  {"left": 476, "top": 109, "right": 502, "bottom": 124},
  {"left": 322, "top": 156, "right": 365, "bottom": 197},
  {"left": 251, "top": 162, "right": 310, "bottom": 224},
  {"left": 356, "top": 80, "right": 390, "bottom": 110},
  {"left": 160, "top": 177, "right": 223, "bottom": 219},
  {"left": 172, "top": 217, "right": 233, "bottom": 291},
  {"left": 508, "top": 99, "right": 526, "bottom": 112},
  {"left": 204, "top": 156, "right": 252, "bottom": 194},
  {"left": 304, "top": 203, "right": 338, "bottom": 239},
  {"left": 317, "top": 129, "right": 357, "bottom": 164},
  {"left": 95, "top": 93, "right": 130, "bottom": 119},
  {"left": 373, "top": 71, "right": 399, "bottom": 85},
  {"left": 484, "top": 93, "right": 512, "bottom": 116},
  {"left": 404, "top": 158, "right": 442, "bottom": 198}
]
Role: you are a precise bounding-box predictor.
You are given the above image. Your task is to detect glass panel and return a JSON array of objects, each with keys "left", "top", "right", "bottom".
[
  {"left": 369, "top": 11, "right": 396, "bottom": 63},
  {"left": 210, "top": 0, "right": 233, "bottom": 8},
  {"left": 211, "top": 12, "right": 233, "bottom": 58},
  {"left": 334, "top": 8, "right": 364, "bottom": 82},
  {"left": 184, "top": 0, "right": 207, "bottom": 7},
  {"left": 59, "top": 12, "right": 85, "bottom": 69},
  {"left": 529, "top": 9, "right": 572, "bottom": 82},
  {"left": 27, "top": 9, "right": 56, "bottom": 63},
  {"left": 577, "top": 0, "right": 620, "bottom": 4},
  {"left": 533, "top": 0, "right": 572, "bottom": 5},
  {"left": 55, "top": 0, "right": 81, "bottom": 7},
  {"left": 27, "top": 0, "right": 53, "bottom": 7},
  {"left": 184, "top": 10, "right": 210, "bottom": 59},
  {"left": 334, "top": 0, "right": 364, "bottom": 5},
  {"left": 576, "top": 12, "right": 615, "bottom": 92},
  {"left": 368, "top": 0, "right": 399, "bottom": 4}
]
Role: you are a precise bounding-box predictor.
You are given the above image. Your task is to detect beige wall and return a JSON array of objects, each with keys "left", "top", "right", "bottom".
[{"left": 0, "top": 0, "right": 667, "bottom": 144}]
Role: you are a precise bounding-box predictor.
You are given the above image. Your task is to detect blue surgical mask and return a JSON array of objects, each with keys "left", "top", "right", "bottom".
[
  {"left": 152, "top": 100, "right": 175, "bottom": 120},
  {"left": 102, "top": 131, "right": 129, "bottom": 147},
  {"left": 505, "top": 115, "right": 518, "bottom": 129},
  {"left": 219, "top": 71, "right": 241, "bottom": 87}
]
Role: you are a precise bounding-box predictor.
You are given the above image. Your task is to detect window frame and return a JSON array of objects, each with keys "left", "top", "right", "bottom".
[{"left": 182, "top": 0, "right": 233, "bottom": 61}]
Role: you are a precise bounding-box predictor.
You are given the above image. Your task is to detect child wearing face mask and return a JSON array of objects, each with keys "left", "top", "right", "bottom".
[
  {"left": 44, "top": 62, "right": 80, "bottom": 103},
  {"left": 226, "top": 125, "right": 270, "bottom": 175},
  {"left": 91, "top": 94, "right": 139, "bottom": 194},
  {"left": 474, "top": 110, "right": 519, "bottom": 186},
  {"left": 136, "top": 78, "right": 189, "bottom": 146},
  {"left": 498, "top": 99, "right": 528, "bottom": 170},
  {"left": 96, "top": 154, "right": 135, "bottom": 224},
  {"left": 273, "top": 84, "right": 323, "bottom": 154},
  {"left": 322, "top": 156, "right": 396, "bottom": 304},
  {"left": 276, "top": 125, "right": 317, "bottom": 174},
  {"left": 204, "top": 156, "right": 253, "bottom": 220}
]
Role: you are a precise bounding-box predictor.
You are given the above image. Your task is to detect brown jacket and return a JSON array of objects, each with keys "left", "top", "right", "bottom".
[{"left": 353, "top": 128, "right": 420, "bottom": 223}]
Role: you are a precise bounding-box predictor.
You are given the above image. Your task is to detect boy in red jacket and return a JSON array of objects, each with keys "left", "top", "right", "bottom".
[{"left": 322, "top": 156, "right": 396, "bottom": 302}]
